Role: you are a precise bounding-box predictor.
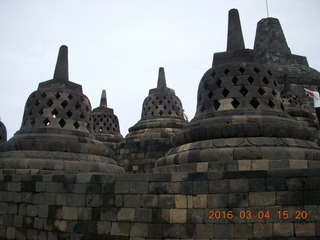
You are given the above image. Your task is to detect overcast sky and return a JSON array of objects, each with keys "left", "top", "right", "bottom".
[{"left": 1, "top": 0, "right": 320, "bottom": 139}]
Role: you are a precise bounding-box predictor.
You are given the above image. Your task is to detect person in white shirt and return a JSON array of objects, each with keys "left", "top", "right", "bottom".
[{"left": 304, "top": 86, "right": 320, "bottom": 125}]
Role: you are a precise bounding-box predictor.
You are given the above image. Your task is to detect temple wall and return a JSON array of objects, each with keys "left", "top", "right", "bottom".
[{"left": 0, "top": 168, "right": 319, "bottom": 239}]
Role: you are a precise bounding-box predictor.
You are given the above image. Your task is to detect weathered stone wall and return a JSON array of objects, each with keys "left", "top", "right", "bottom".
[{"left": 0, "top": 168, "right": 319, "bottom": 239}]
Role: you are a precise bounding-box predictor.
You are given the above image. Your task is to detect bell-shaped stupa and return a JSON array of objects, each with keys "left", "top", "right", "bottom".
[
  {"left": 0, "top": 118, "right": 7, "bottom": 143},
  {"left": 0, "top": 45, "right": 124, "bottom": 174},
  {"left": 116, "top": 67, "right": 188, "bottom": 173},
  {"left": 254, "top": 17, "right": 320, "bottom": 109},
  {"left": 92, "top": 90, "right": 123, "bottom": 149},
  {"left": 154, "top": 9, "right": 320, "bottom": 173}
]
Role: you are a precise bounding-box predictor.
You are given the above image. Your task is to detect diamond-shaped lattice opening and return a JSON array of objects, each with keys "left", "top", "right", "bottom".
[
  {"left": 75, "top": 102, "right": 81, "bottom": 110},
  {"left": 99, "top": 127, "right": 103, "bottom": 132},
  {"left": 43, "top": 118, "right": 50, "bottom": 126},
  {"left": 59, "top": 118, "right": 66, "bottom": 128},
  {"left": 281, "top": 104, "right": 285, "bottom": 111},
  {"left": 216, "top": 78, "right": 222, "bottom": 87},
  {"left": 155, "top": 105, "right": 159, "bottom": 109},
  {"left": 267, "top": 70, "right": 272, "bottom": 76},
  {"left": 151, "top": 100, "right": 155, "bottom": 105},
  {"left": 34, "top": 100, "right": 40, "bottom": 107},
  {"left": 268, "top": 100, "right": 275, "bottom": 108},
  {"left": 207, "top": 91, "right": 213, "bottom": 99},
  {"left": 167, "top": 100, "right": 171, "bottom": 104},
  {"left": 151, "top": 111, "right": 154, "bottom": 116},
  {"left": 210, "top": 71, "right": 216, "bottom": 78},
  {"left": 163, "top": 105, "right": 167, "bottom": 110},
  {"left": 250, "top": 97, "right": 260, "bottom": 109},
  {"left": 159, "top": 110, "right": 164, "bottom": 116},
  {"left": 263, "top": 77, "right": 269, "bottom": 85},
  {"left": 68, "top": 94, "right": 73, "bottom": 100},
  {"left": 239, "top": 86, "right": 248, "bottom": 97},
  {"left": 274, "top": 80, "right": 278, "bottom": 87},
  {"left": 55, "top": 92, "right": 61, "bottom": 99},
  {"left": 66, "top": 110, "right": 73, "bottom": 118},
  {"left": 46, "top": 99, "right": 53, "bottom": 107},
  {"left": 258, "top": 87, "right": 266, "bottom": 96},
  {"left": 51, "top": 109, "right": 58, "bottom": 118},
  {"left": 272, "top": 89, "right": 277, "bottom": 97},
  {"left": 213, "top": 100, "right": 221, "bottom": 110},
  {"left": 31, "top": 93, "right": 36, "bottom": 99},
  {"left": 203, "top": 81, "right": 209, "bottom": 90},
  {"left": 163, "top": 96, "right": 167, "bottom": 99},
  {"left": 41, "top": 93, "right": 47, "bottom": 99},
  {"left": 38, "top": 109, "right": 44, "bottom": 116},
  {"left": 28, "top": 110, "right": 33, "bottom": 116},
  {"left": 247, "top": 76, "right": 254, "bottom": 84},
  {"left": 159, "top": 100, "right": 163, "bottom": 104},
  {"left": 86, "top": 106, "right": 89, "bottom": 112},
  {"left": 200, "top": 104, "right": 205, "bottom": 112},
  {"left": 31, "top": 119, "right": 36, "bottom": 127},
  {"left": 232, "top": 76, "right": 239, "bottom": 85},
  {"left": 73, "top": 121, "right": 80, "bottom": 129},
  {"left": 254, "top": 67, "right": 260, "bottom": 73},
  {"left": 239, "top": 67, "right": 245, "bottom": 74},
  {"left": 168, "top": 110, "right": 172, "bottom": 115},
  {"left": 231, "top": 98, "right": 240, "bottom": 109},
  {"left": 222, "top": 88, "right": 230, "bottom": 97},
  {"left": 86, "top": 123, "right": 90, "bottom": 130},
  {"left": 61, "top": 100, "right": 68, "bottom": 108},
  {"left": 80, "top": 113, "right": 85, "bottom": 119},
  {"left": 224, "top": 69, "right": 230, "bottom": 75}
]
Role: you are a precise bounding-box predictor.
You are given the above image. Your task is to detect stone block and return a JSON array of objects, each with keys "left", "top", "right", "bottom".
[
  {"left": 134, "top": 208, "right": 152, "bottom": 223},
  {"left": 196, "top": 224, "right": 213, "bottom": 238},
  {"left": 115, "top": 181, "right": 130, "bottom": 194},
  {"left": 207, "top": 194, "right": 228, "bottom": 208},
  {"left": 274, "top": 222, "right": 294, "bottom": 237},
  {"left": 141, "top": 195, "right": 158, "bottom": 208},
  {"left": 181, "top": 181, "right": 193, "bottom": 194},
  {"left": 159, "top": 195, "right": 175, "bottom": 208},
  {"left": 266, "top": 177, "right": 287, "bottom": 191},
  {"left": 123, "top": 195, "right": 141, "bottom": 208},
  {"left": 308, "top": 176, "right": 320, "bottom": 190},
  {"left": 148, "top": 224, "right": 163, "bottom": 238},
  {"left": 149, "top": 182, "right": 166, "bottom": 194},
  {"left": 192, "top": 181, "right": 208, "bottom": 195},
  {"left": 102, "top": 194, "right": 116, "bottom": 207},
  {"left": 289, "top": 159, "right": 308, "bottom": 169},
  {"left": 85, "top": 194, "right": 101, "bottom": 207},
  {"left": 130, "top": 223, "right": 148, "bottom": 238},
  {"left": 111, "top": 222, "right": 130, "bottom": 236},
  {"left": 252, "top": 160, "right": 269, "bottom": 170},
  {"left": 249, "top": 178, "right": 266, "bottom": 191},
  {"left": 276, "top": 191, "right": 304, "bottom": 205},
  {"left": 238, "top": 160, "right": 251, "bottom": 170},
  {"left": 117, "top": 208, "right": 135, "bottom": 222},
  {"left": 67, "top": 194, "right": 85, "bottom": 207},
  {"left": 253, "top": 223, "right": 273, "bottom": 238},
  {"left": 228, "top": 193, "right": 249, "bottom": 207},
  {"left": 62, "top": 206, "right": 78, "bottom": 220},
  {"left": 130, "top": 181, "right": 148, "bottom": 194},
  {"left": 234, "top": 223, "right": 253, "bottom": 238},
  {"left": 193, "top": 195, "right": 207, "bottom": 208},
  {"left": 6, "top": 227, "right": 15, "bottom": 240},
  {"left": 78, "top": 207, "right": 92, "bottom": 220},
  {"left": 229, "top": 178, "right": 249, "bottom": 192},
  {"left": 187, "top": 209, "right": 204, "bottom": 223},
  {"left": 208, "top": 179, "right": 229, "bottom": 193},
  {"left": 100, "top": 207, "right": 117, "bottom": 221},
  {"left": 166, "top": 182, "right": 181, "bottom": 193},
  {"left": 97, "top": 221, "right": 111, "bottom": 235},
  {"left": 213, "top": 223, "right": 233, "bottom": 238},
  {"left": 162, "top": 223, "right": 181, "bottom": 238},
  {"left": 304, "top": 190, "right": 320, "bottom": 205},
  {"left": 175, "top": 195, "right": 187, "bottom": 209},
  {"left": 249, "top": 192, "right": 276, "bottom": 206},
  {"left": 170, "top": 209, "right": 187, "bottom": 223},
  {"left": 54, "top": 220, "right": 67, "bottom": 232}
]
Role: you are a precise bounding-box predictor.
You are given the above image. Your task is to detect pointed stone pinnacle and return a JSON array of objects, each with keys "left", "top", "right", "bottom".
[
  {"left": 157, "top": 67, "right": 167, "bottom": 88},
  {"left": 227, "top": 9, "right": 245, "bottom": 51},
  {"left": 100, "top": 89, "right": 107, "bottom": 107},
  {"left": 53, "top": 45, "right": 69, "bottom": 81}
]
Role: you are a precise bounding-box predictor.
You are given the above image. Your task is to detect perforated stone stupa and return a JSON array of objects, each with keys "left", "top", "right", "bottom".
[
  {"left": 254, "top": 17, "right": 320, "bottom": 109},
  {"left": 116, "top": 67, "right": 188, "bottom": 173},
  {"left": 0, "top": 45, "right": 123, "bottom": 174},
  {"left": 0, "top": 119, "right": 7, "bottom": 143},
  {"left": 92, "top": 89, "right": 123, "bottom": 149},
  {"left": 154, "top": 9, "right": 320, "bottom": 173}
]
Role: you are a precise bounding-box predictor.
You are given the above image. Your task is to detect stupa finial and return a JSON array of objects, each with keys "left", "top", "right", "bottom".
[
  {"left": 100, "top": 89, "right": 107, "bottom": 107},
  {"left": 227, "top": 9, "right": 245, "bottom": 51},
  {"left": 53, "top": 45, "right": 69, "bottom": 81},
  {"left": 157, "top": 67, "right": 167, "bottom": 88}
]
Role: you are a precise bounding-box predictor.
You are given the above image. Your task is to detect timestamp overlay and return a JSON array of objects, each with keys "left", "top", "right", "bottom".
[{"left": 207, "top": 209, "right": 317, "bottom": 223}]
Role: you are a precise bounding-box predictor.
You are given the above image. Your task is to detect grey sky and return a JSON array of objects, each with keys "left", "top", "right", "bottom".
[{"left": 1, "top": 0, "right": 320, "bottom": 139}]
